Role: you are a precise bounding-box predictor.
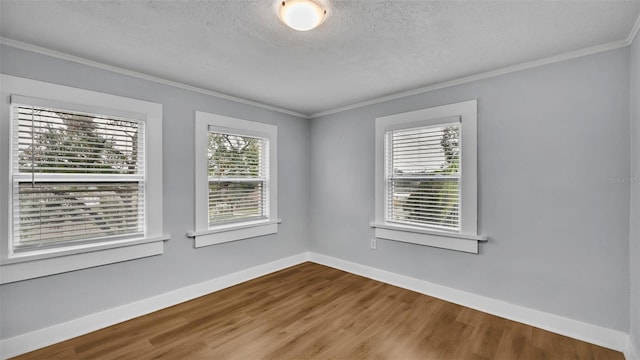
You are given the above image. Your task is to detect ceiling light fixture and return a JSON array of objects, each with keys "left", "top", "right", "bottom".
[{"left": 278, "top": 0, "right": 327, "bottom": 31}]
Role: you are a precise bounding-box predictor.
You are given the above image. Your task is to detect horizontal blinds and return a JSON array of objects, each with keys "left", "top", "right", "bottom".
[
  {"left": 208, "top": 132, "right": 268, "bottom": 225},
  {"left": 14, "top": 106, "right": 143, "bottom": 174},
  {"left": 12, "top": 104, "right": 145, "bottom": 251},
  {"left": 385, "top": 123, "right": 461, "bottom": 231},
  {"left": 14, "top": 182, "right": 143, "bottom": 249}
]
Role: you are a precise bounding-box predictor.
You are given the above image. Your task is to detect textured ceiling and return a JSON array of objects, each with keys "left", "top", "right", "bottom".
[{"left": 1, "top": 0, "right": 639, "bottom": 116}]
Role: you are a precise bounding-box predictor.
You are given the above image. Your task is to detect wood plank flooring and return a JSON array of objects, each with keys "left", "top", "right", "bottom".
[{"left": 13, "top": 262, "right": 623, "bottom": 359}]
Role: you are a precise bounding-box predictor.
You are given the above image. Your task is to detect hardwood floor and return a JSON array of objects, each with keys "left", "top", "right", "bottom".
[{"left": 13, "top": 262, "right": 623, "bottom": 360}]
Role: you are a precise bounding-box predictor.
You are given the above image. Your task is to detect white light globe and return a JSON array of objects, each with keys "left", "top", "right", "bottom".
[{"left": 278, "top": 0, "right": 326, "bottom": 31}]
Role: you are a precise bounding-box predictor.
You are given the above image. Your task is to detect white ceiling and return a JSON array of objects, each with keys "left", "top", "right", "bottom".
[{"left": 1, "top": 0, "right": 639, "bottom": 116}]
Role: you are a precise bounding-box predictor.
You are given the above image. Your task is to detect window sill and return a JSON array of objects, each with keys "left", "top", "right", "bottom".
[
  {"left": 370, "top": 222, "right": 487, "bottom": 254},
  {"left": 0, "top": 235, "right": 169, "bottom": 284},
  {"left": 188, "top": 219, "right": 281, "bottom": 248}
]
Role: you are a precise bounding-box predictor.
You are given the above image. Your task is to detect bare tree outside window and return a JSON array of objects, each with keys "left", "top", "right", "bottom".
[{"left": 207, "top": 133, "right": 267, "bottom": 225}]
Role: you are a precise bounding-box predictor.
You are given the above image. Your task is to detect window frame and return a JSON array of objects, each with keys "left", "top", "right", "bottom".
[
  {"left": 0, "top": 75, "right": 167, "bottom": 284},
  {"left": 189, "top": 111, "right": 278, "bottom": 248},
  {"left": 372, "top": 100, "right": 486, "bottom": 253}
]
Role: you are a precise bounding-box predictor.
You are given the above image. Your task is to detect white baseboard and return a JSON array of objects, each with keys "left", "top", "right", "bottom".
[
  {"left": 1, "top": 251, "right": 634, "bottom": 359},
  {"left": 0, "top": 252, "right": 311, "bottom": 359},
  {"left": 308, "top": 252, "right": 631, "bottom": 356}
]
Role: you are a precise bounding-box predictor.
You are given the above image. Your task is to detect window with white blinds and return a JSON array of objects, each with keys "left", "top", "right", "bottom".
[
  {"left": 374, "top": 100, "right": 481, "bottom": 253},
  {"left": 192, "top": 112, "right": 277, "bottom": 248},
  {"left": 385, "top": 123, "right": 460, "bottom": 231},
  {"left": 207, "top": 131, "right": 268, "bottom": 226},
  {"left": 11, "top": 104, "right": 145, "bottom": 252}
]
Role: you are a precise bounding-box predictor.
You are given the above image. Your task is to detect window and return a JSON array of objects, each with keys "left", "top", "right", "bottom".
[
  {"left": 372, "top": 100, "right": 486, "bottom": 253},
  {"left": 0, "top": 75, "right": 167, "bottom": 284},
  {"left": 189, "top": 111, "right": 278, "bottom": 248},
  {"left": 207, "top": 132, "right": 268, "bottom": 226},
  {"left": 385, "top": 123, "right": 461, "bottom": 231},
  {"left": 12, "top": 103, "right": 145, "bottom": 251}
]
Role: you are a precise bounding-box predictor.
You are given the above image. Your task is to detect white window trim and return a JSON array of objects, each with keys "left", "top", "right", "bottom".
[
  {"left": 371, "top": 100, "right": 487, "bottom": 254},
  {"left": 0, "top": 75, "right": 168, "bottom": 284},
  {"left": 189, "top": 111, "right": 278, "bottom": 248}
]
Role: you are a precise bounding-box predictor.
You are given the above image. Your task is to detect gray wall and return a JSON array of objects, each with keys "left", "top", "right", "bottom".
[
  {"left": 0, "top": 45, "right": 310, "bottom": 339},
  {"left": 631, "top": 34, "right": 640, "bottom": 353},
  {"left": 309, "top": 48, "right": 631, "bottom": 331},
  {"left": 0, "top": 42, "right": 635, "bottom": 342}
]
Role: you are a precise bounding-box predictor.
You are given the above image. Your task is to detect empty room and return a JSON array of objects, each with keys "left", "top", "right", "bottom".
[{"left": 0, "top": 0, "right": 639, "bottom": 359}]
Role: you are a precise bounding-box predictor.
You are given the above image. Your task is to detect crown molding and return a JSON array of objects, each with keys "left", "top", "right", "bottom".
[
  {"left": 2, "top": 10, "right": 639, "bottom": 122},
  {"left": 310, "top": 38, "right": 630, "bottom": 118},
  {"left": 311, "top": 11, "right": 640, "bottom": 119},
  {"left": 0, "top": 37, "right": 309, "bottom": 119}
]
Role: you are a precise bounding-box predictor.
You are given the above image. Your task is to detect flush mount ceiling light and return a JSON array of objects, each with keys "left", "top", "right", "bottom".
[{"left": 278, "top": 0, "right": 327, "bottom": 31}]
